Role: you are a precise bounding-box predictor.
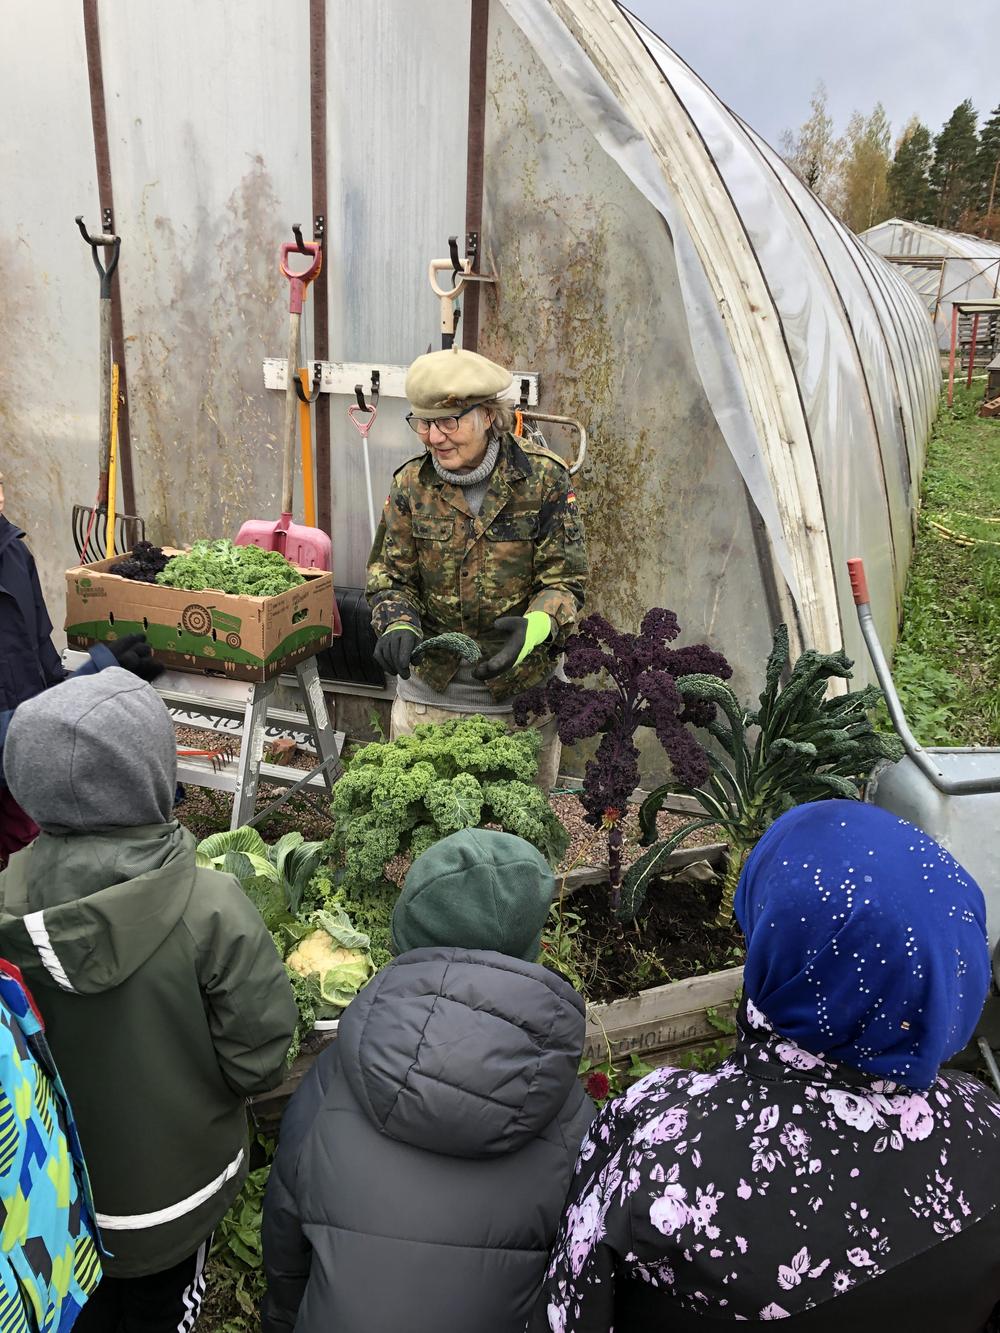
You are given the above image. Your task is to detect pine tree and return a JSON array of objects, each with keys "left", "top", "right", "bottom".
[
  {"left": 887, "top": 118, "right": 933, "bottom": 222},
  {"left": 841, "top": 103, "right": 893, "bottom": 233},
  {"left": 974, "top": 104, "right": 1000, "bottom": 237},
  {"left": 779, "top": 82, "right": 845, "bottom": 213},
  {"left": 929, "top": 99, "right": 979, "bottom": 229}
]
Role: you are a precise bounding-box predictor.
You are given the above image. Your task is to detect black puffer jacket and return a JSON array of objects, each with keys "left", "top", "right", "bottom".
[{"left": 261, "top": 947, "right": 595, "bottom": 1333}]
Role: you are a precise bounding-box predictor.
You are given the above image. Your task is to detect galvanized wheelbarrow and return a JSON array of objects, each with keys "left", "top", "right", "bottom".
[{"left": 849, "top": 559, "right": 1000, "bottom": 1090}]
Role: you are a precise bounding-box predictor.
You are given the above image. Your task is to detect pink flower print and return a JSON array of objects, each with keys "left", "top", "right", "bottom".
[
  {"left": 687, "top": 1070, "right": 723, "bottom": 1097},
  {"left": 779, "top": 1124, "right": 811, "bottom": 1158},
  {"left": 750, "top": 1137, "right": 783, "bottom": 1173},
  {"left": 737, "top": 1178, "right": 752, "bottom": 1200},
  {"left": 690, "top": 1185, "right": 724, "bottom": 1236},
  {"left": 564, "top": 1191, "right": 604, "bottom": 1277},
  {"left": 774, "top": 1041, "right": 825, "bottom": 1071},
  {"left": 846, "top": 1247, "right": 874, "bottom": 1268},
  {"left": 745, "top": 998, "right": 772, "bottom": 1031},
  {"left": 650, "top": 1179, "right": 691, "bottom": 1236},
  {"left": 777, "top": 1247, "right": 829, "bottom": 1289},
  {"left": 736, "top": 1235, "right": 749, "bottom": 1254},
  {"left": 650, "top": 1163, "right": 665, "bottom": 1184},
  {"left": 622, "top": 1067, "right": 672, "bottom": 1110},
  {"left": 832, "top": 1270, "right": 852, "bottom": 1293},
  {"left": 546, "top": 1303, "right": 568, "bottom": 1333},
  {"left": 820, "top": 1088, "right": 878, "bottom": 1132},
  {"left": 760, "top": 1302, "right": 790, "bottom": 1319},
  {"left": 893, "top": 1094, "right": 935, "bottom": 1142},
  {"left": 637, "top": 1107, "right": 689, "bottom": 1146},
  {"left": 756, "top": 1103, "right": 780, "bottom": 1134}
]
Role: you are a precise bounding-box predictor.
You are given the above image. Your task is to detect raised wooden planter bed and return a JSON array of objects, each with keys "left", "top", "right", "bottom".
[{"left": 252, "top": 839, "right": 741, "bottom": 1125}]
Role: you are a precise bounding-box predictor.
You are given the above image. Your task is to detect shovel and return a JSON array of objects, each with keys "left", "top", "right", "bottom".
[
  {"left": 72, "top": 215, "right": 145, "bottom": 561},
  {"left": 236, "top": 231, "right": 331, "bottom": 569}
]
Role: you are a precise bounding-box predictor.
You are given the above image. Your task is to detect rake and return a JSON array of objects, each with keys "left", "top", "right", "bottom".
[{"left": 72, "top": 215, "right": 145, "bottom": 562}]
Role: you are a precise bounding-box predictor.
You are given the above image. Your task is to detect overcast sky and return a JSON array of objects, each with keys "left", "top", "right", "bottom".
[{"left": 626, "top": 1, "right": 998, "bottom": 150}]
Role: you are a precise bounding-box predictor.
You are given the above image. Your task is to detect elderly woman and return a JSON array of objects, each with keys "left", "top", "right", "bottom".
[
  {"left": 530, "top": 801, "right": 1000, "bottom": 1332},
  {"left": 366, "top": 348, "right": 588, "bottom": 790}
]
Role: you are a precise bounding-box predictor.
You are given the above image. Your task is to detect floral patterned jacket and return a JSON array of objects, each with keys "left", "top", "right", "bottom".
[{"left": 530, "top": 1000, "right": 1000, "bottom": 1330}]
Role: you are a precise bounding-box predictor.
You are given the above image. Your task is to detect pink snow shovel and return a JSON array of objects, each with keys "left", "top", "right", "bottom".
[{"left": 236, "top": 234, "right": 332, "bottom": 569}]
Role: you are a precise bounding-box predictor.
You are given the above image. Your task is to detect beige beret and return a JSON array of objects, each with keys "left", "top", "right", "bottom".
[{"left": 405, "top": 349, "right": 513, "bottom": 418}]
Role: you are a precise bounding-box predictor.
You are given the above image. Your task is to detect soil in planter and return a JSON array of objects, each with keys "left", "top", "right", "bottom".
[{"left": 565, "top": 872, "right": 745, "bottom": 1004}]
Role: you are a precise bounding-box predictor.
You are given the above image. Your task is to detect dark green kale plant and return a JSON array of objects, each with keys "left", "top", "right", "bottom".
[{"left": 625, "top": 625, "right": 904, "bottom": 927}]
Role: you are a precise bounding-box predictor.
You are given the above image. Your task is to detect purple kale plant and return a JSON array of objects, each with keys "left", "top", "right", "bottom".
[{"left": 513, "top": 609, "right": 732, "bottom": 909}]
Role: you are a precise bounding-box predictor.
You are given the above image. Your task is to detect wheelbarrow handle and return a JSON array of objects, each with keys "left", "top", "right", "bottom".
[
  {"left": 76, "top": 214, "right": 121, "bottom": 298},
  {"left": 849, "top": 557, "right": 1000, "bottom": 796},
  {"left": 280, "top": 240, "right": 323, "bottom": 314}
]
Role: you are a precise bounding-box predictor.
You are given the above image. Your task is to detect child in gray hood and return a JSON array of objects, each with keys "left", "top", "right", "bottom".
[
  {"left": 261, "top": 827, "right": 595, "bottom": 1333},
  {"left": 0, "top": 667, "right": 298, "bottom": 1333}
]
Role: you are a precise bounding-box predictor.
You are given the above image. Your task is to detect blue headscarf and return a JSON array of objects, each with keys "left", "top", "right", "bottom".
[{"left": 735, "top": 800, "right": 990, "bottom": 1092}]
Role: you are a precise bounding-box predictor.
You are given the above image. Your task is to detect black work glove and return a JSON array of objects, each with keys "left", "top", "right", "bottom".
[
  {"left": 373, "top": 627, "right": 419, "bottom": 679},
  {"left": 106, "top": 633, "right": 165, "bottom": 682},
  {"left": 472, "top": 613, "right": 552, "bottom": 681}
]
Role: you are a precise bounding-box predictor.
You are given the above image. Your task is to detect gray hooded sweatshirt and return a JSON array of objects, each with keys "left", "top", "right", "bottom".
[{"left": 0, "top": 669, "right": 297, "bottom": 1276}]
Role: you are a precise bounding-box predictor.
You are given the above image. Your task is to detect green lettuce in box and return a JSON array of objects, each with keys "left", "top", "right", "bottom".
[{"left": 157, "top": 539, "right": 304, "bottom": 597}]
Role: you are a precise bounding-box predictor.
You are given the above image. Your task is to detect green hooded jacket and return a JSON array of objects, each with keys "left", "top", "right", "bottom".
[{"left": 0, "top": 822, "right": 297, "bottom": 1278}]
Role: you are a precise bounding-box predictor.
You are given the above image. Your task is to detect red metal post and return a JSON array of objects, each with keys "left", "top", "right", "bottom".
[
  {"left": 947, "top": 304, "right": 959, "bottom": 406},
  {"left": 967, "top": 313, "right": 980, "bottom": 389}
]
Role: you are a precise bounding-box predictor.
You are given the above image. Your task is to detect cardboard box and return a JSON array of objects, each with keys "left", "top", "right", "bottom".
[{"left": 65, "top": 549, "right": 340, "bottom": 682}]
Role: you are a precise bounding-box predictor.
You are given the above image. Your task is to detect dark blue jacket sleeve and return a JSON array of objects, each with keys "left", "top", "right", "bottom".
[
  {"left": 27, "top": 559, "right": 64, "bottom": 689},
  {"left": 260, "top": 1054, "right": 332, "bottom": 1332}
]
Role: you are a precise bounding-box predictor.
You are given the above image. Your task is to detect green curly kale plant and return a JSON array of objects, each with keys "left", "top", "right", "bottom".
[
  {"left": 622, "top": 626, "right": 904, "bottom": 928},
  {"left": 157, "top": 539, "right": 305, "bottom": 597},
  {"left": 329, "top": 715, "right": 568, "bottom": 891}
]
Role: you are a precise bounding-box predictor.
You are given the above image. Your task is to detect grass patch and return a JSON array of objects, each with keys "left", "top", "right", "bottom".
[{"left": 891, "top": 385, "right": 1000, "bottom": 746}]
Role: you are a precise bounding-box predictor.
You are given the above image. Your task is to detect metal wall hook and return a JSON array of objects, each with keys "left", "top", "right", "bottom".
[
  {"left": 294, "top": 362, "right": 323, "bottom": 404},
  {"left": 75, "top": 214, "right": 121, "bottom": 297},
  {"left": 353, "top": 371, "right": 380, "bottom": 412}
]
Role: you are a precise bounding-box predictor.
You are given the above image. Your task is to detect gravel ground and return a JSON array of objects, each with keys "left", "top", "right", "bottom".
[{"left": 174, "top": 722, "right": 726, "bottom": 871}]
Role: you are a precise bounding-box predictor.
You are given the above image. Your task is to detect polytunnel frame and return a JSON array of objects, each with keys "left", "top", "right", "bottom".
[
  {"left": 502, "top": 0, "right": 845, "bottom": 659},
  {"left": 667, "top": 84, "right": 904, "bottom": 599}
]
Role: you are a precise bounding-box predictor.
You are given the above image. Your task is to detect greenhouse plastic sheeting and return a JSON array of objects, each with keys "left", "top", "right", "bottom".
[
  {"left": 500, "top": 0, "right": 940, "bottom": 667},
  {"left": 862, "top": 219, "right": 1000, "bottom": 350},
  {"left": 0, "top": 1, "right": 105, "bottom": 624}
]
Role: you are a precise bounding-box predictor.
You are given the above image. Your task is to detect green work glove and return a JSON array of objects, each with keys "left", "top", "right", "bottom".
[
  {"left": 473, "top": 613, "right": 552, "bottom": 681},
  {"left": 374, "top": 624, "right": 420, "bottom": 678}
]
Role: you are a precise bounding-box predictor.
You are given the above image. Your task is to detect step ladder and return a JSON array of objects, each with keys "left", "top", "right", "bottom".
[{"left": 63, "top": 649, "right": 343, "bottom": 830}]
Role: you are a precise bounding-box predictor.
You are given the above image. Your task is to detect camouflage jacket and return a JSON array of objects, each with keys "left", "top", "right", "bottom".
[{"left": 366, "top": 434, "right": 588, "bottom": 700}]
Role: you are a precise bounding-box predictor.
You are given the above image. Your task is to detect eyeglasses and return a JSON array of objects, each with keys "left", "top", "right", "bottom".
[{"left": 405, "top": 404, "right": 480, "bottom": 436}]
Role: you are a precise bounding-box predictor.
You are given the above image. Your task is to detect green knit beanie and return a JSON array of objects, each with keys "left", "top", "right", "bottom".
[{"left": 391, "top": 828, "right": 555, "bottom": 962}]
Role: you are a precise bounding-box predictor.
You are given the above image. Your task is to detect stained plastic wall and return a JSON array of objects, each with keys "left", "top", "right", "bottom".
[{"left": 1, "top": 0, "right": 940, "bottom": 725}]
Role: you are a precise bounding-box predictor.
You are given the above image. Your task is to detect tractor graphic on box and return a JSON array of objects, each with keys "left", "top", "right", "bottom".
[{"left": 178, "top": 603, "right": 243, "bottom": 648}]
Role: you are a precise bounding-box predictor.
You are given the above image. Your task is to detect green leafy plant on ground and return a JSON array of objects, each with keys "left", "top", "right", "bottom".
[
  {"left": 205, "top": 1132, "right": 273, "bottom": 1332},
  {"left": 327, "top": 714, "right": 569, "bottom": 893},
  {"left": 888, "top": 385, "right": 1000, "bottom": 747},
  {"left": 623, "top": 626, "right": 902, "bottom": 928}
]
